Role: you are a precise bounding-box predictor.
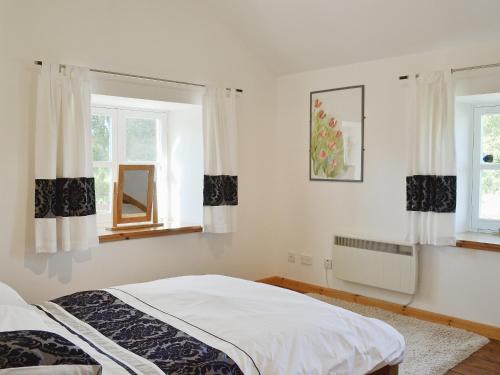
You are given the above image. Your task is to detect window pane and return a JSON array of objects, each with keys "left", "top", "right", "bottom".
[
  {"left": 481, "top": 113, "right": 500, "bottom": 164},
  {"left": 125, "top": 118, "right": 158, "bottom": 161},
  {"left": 479, "top": 169, "right": 500, "bottom": 220},
  {"left": 91, "top": 114, "right": 112, "bottom": 162},
  {"left": 94, "top": 167, "right": 112, "bottom": 214}
]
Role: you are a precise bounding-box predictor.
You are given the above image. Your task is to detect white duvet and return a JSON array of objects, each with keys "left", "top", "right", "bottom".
[{"left": 8, "top": 275, "right": 405, "bottom": 375}]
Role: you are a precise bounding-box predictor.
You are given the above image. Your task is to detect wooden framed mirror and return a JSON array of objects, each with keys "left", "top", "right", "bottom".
[{"left": 109, "top": 164, "right": 163, "bottom": 231}]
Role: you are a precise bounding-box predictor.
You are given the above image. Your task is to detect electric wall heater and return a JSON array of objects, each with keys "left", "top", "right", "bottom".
[{"left": 333, "top": 235, "right": 419, "bottom": 294}]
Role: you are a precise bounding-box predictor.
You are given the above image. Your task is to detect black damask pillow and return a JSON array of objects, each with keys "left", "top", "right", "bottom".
[{"left": 0, "top": 330, "right": 101, "bottom": 374}]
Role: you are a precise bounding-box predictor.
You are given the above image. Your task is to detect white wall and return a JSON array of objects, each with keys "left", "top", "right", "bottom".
[
  {"left": 454, "top": 101, "right": 473, "bottom": 232},
  {"left": 0, "top": 0, "right": 280, "bottom": 303},
  {"left": 167, "top": 107, "right": 203, "bottom": 225},
  {"left": 274, "top": 42, "right": 500, "bottom": 327}
]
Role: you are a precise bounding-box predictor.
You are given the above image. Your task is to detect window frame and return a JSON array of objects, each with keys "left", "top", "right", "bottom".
[
  {"left": 471, "top": 104, "right": 500, "bottom": 232},
  {"left": 91, "top": 105, "right": 168, "bottom": 224}
]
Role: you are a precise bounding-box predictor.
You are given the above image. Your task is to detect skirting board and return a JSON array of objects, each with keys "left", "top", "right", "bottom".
[{"left": 257, "top": 276, "right": 500, "bottom": 341}]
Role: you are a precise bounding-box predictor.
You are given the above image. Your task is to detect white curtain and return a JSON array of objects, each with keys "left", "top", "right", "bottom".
[
  {"left": 407, "top": 71, "right": 456, "bottom": 246},
  {"left": 202, "top": 87, "right": 238, "bottom": 233},
  {"left": 35, "top": 63, "right": 98, "bottom": 253}
]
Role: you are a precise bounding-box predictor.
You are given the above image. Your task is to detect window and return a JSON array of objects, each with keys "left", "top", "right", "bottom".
[
  {"left": 91, "top": 106, "right": 166, "bottom": 222},
  {"left": 90, "top": 95, "right": 203, "bottom": 228},
  {"left": 471, "top": 105, "right": 500, "bottom": 231}
]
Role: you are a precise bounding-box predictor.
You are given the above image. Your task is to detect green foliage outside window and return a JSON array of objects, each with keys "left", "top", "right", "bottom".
[
  {"left": 93, "top": 167, "right": 111, "bottom": 213},
  {"left": 481, "top": 114, "right": 500, "bottom": 195},
  {"left": 126, "top": 118, "right": 157, "bottom": 162},
  {"left": 91, "top": 115, "right": 111, "bottom": 162}
]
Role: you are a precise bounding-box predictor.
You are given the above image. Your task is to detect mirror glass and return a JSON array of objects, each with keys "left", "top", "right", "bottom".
[{"left": 122, "top": 169, "right": 149, "bottom": 218}]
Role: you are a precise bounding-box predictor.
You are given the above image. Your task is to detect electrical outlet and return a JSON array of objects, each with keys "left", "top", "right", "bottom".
[
  {"left": 287, "top": 252, "right": 296, "bottom": 263},
  {"left": 300, "top": 254, "right": 313, "bottom": 265},
  {"left": 324, "top": 258, "right": 333, "bottom": 269}
]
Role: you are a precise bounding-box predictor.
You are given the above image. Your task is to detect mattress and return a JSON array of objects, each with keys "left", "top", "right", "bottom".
[{"left": 26, "top": 275, "right": 404, "bottom": 374}]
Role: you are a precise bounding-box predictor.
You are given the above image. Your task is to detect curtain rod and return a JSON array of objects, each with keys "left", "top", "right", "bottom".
[
  {"left": 34, "top": 60, "right": 243, "bottom": 93},
  {"left": 451, "top": 61, "right": 500, "bottom": 74},
  {"left": 399, "top": 61, "right": 500, "bottom": 80}
]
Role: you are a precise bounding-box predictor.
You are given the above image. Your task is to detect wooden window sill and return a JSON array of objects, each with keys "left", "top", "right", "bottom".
[
  {"left": 98, "top": 224, "right": 202, "bottom": 243},
  {"left": 456, "top": 232, "right": 500, "bottom": 253}
]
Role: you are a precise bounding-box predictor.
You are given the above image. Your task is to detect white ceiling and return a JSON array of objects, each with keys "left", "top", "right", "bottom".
[{"left": 202, "top": 0, "right": 500, "bottom": 75}]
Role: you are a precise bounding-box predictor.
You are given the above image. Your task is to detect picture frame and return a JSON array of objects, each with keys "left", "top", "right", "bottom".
[{"left": 309, "top": 85, "right": 365, "bottom": 182}]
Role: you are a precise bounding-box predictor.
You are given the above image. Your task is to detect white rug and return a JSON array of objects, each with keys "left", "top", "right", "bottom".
[{"left": 307, "top": 293, "right": 489, "bottom": 375}]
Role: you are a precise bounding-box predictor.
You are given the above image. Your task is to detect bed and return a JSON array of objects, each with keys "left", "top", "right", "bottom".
[{"left": 0, "top": 275, "right": 404, "bottom": 374}]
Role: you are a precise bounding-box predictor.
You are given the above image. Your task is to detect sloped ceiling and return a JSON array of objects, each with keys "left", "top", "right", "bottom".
[{"left": 202, "top": 0, "right": 500, "bottom": 75}]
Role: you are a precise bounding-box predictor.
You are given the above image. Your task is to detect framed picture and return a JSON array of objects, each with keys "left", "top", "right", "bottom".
[{"left": 310, "top": 85, "right": 365, "bottom": 182}]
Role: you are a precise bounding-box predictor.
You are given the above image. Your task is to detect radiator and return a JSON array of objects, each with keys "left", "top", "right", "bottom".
[{"left": 333, "top": 235, "right": 419, "bottom": 294}]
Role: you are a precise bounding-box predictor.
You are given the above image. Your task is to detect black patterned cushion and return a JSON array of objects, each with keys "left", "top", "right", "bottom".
[{"left": 0, "top": 330, "right": 101, "bottom": 374}]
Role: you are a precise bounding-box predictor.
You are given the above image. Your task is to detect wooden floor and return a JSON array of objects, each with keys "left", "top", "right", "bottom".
[{"left": 447, "top": 340, "right": 500, "bottom": 375}]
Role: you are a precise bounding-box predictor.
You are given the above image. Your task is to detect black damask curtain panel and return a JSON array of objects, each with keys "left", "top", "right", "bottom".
[
  {"left": 202, "top": 87, "right": 238, "bottom": 233},
  {"left": 34, "top": 63, "right": 98, "bottom": 253},
  {"left": 406, "top": 71, "right": 456, "bottom": 246}
]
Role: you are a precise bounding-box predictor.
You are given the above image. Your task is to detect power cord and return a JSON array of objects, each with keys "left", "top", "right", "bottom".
[
  {"left": 403, "top": 274, "right": 419, "bottom": 308},
  {"left": 403, "top": 293, "right": 416, "bottom": 308}
]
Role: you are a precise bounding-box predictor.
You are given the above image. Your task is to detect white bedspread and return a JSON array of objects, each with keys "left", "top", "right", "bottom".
[
  {"left": 108, "top": 275, "right": 404, "bottom": 374},
  {"left": 34, "top": 275, "right": 404, "bottom": 375}
]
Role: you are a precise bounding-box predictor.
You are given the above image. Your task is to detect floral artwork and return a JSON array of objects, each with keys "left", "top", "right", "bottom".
[
  {"left": 310, "top": 86, "right": 364, "bottom": 181},
  {"left": 310, "top": 98, "right": 346, "bottom": 178}
]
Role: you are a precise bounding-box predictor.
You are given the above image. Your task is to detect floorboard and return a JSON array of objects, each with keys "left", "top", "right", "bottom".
[{"left": 446, "top": 340, "right": 500, "bottom": 375}]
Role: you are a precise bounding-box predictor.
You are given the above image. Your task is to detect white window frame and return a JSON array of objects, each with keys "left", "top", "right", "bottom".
[
  {"left": 471, "top": 105, "right": 500, "bottom": 232},
  {"left": 91, "top": 105, "right": 168, "bottom": 224}
]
